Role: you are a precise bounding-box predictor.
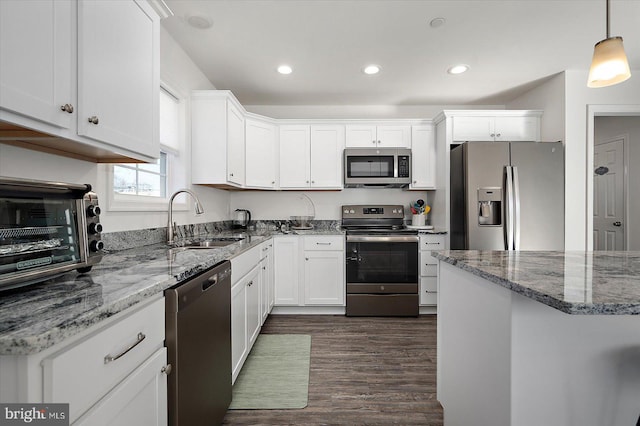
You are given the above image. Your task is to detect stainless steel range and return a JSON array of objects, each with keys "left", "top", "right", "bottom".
[{"left": 342, "top": 204, "right": 419, "bottom": 316}]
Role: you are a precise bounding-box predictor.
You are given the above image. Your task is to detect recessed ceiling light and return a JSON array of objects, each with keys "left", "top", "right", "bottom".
[
  {"left": 447, "top": 64, "right": 469, "bottom": 74},
  {"left": 430, "top": 17, "right": 446, "bottom": 28},
  {"left": 186, "top": 15, "right": 213, "bottom": 30},
  {"left": 363, "top": 65, "right": 381, "bottom": 75},
  {"left": 277, "top": 65, "right": 293, "bottom": 75}
]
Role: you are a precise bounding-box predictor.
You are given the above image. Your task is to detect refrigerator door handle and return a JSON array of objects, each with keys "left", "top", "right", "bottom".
[
  {"left": 504, "top": 166, "right": 514, "bottom": 250},
  {"left": 512, "top": 166, "right": 521, "bottom": 250}
]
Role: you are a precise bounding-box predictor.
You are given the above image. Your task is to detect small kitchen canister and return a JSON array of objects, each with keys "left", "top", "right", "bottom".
[{"left": 411, "top": 214, "right": 426, "bottom": 227}]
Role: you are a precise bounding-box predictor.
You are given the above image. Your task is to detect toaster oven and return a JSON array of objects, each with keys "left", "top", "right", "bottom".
[{"left": 0, "top": 177, "right": 103, "bottom": 291}]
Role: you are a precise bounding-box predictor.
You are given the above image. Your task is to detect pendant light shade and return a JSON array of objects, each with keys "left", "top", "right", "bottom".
[{"left": 587, "top": 0, "right": 631, "bottom": 88}]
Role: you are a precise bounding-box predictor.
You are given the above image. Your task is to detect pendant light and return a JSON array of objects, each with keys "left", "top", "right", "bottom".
[{"left": 587, "top": 0, "right": 631, "bottom": 88}]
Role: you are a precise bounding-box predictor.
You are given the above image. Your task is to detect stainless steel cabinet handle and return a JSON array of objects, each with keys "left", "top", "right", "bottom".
[
  {"left": 613, "top": 221, "right": 622, "bottom": 227},
  {"left": 88, "top": 116, "right": 99, "bottom": 125},
  {"left": 316, "top": 242, "right": 332, "bottom": 245},
  {"left": 247, "top": 280, "right": 253, "bottom": 287},
  {"left": 104, "top": 332, "right": 146, "bottom": 364},
  {"left": 305, "top": 257, "right": 309, "bottom": 261},
  {"left": 60, "top": 104, "right": 74, "bottom": 113},
  {"left": 161, "top": 364, "right": 172, "bottom": 375}
]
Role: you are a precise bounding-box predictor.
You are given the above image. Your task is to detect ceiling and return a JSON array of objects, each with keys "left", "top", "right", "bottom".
[{"left": 161, "top": 0, "right": 639, "bottom": 106}]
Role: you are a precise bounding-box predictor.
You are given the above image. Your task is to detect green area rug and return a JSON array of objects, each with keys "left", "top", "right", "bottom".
[{"left": 229, "top": 334, "right": 311, "bottom": 409}]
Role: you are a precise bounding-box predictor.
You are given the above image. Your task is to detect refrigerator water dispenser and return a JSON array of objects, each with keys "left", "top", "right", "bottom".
[{"left": 478, "top": 188, "right": 501, "bottom": 226}]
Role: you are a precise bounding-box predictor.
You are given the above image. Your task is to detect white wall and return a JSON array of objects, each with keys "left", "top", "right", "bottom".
[
  {"left": 230, "top": 189, "right": 432, "bottom": 222},
  {"left": 595, "top": 116, "right": 640, "bottom": 250},
  {"left": 0, "top": 27, "right": 231, "bottom": 233}
]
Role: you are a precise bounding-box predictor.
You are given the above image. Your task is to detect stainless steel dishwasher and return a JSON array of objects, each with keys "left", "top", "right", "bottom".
[{"left": 165, "top": 260, "right": 232, "bottom": 426}]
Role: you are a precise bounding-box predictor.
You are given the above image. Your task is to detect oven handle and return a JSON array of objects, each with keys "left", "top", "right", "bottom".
[{"left": 346, "top": 235, "right": 419, "bottom": 243}]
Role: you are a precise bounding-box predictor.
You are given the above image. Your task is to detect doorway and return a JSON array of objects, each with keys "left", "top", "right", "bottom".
[
  {"left": 593, "top": 135, "right": 627, "bottom": 250},
  {"left": 587, "top": 106, "right": 640, "bottom": 251}
]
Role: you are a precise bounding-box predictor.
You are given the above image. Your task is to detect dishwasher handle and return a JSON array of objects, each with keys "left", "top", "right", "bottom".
[{"left": 203, "top": 275, "right": 218, "bottom": 291}]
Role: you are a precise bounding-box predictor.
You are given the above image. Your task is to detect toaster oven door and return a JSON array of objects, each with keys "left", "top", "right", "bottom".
[{"left": 0, "top": 195, "right": 85, "bottom": 289}]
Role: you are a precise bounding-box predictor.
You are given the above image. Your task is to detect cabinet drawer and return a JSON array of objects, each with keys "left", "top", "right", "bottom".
[
  {"left": 421, "top": 276, "right": 437, "bottom": 293},
  {"left": 43, "top": 297, "right": 165, "bottom": 423},
  {"left": 421, "top": 290, "right": 438, "bottom": 306},
  {"left": 303, "top": 235, "right": 344, "bottom": 251},
  {"left": 231, "top": 245, "right": 261, "bottom": 283},
  {"left": 420, "top": 235, "right": 446, "bottom": 251},
  {"left": 421, "top": 262, "right": 438, "bottom": 277}
]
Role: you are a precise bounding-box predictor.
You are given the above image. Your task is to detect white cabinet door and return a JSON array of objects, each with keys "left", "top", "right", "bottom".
[
  {"left": 273, "top": 237, "right": 300, "bottom": 305},
  {"left": 77, "top": 0, "right": 159, "bottom": 159},
  {"left": 494, "top": 116, "right": 540, "bottom": 141},
  {"left": 410, "top": 125, "right": 436, "bottom": 189},
  {"left": 259, "top": 242, "right": 273, "bottom": 323},
  {"left": 226, "top": 101, "right": 245, "bottom": 185},
  {"left": 245, "top": 266, "right": 262, "bottom": 347},
  {"left": 74, "top": 348, "right": 168, "bottom": 426},
  {"left": 377, "top": 125, "right": 411, "bottom": 148},
  {"left": 452, "top": 116, "right": 494, "bottom": 141},
  {"left": 303, "top": 251, "right": 345, "bottom": 305},
  {"left": 231, "top": 279, "right": 247, "bottom": 380},
  {"left": 279, "top": 125, "right": 310, "bottom": 188},
  {"left": 345, "top": 125, "right": 377, "bottom": 147},
  {"left": 310, "top": 125, "right": 344, "bottom": 188},
  {"left": 0, "top": 0, "right": 74, "bottom": 130},
  {"left": 246, "top": 118, "right": 277, "bottom": 188}
]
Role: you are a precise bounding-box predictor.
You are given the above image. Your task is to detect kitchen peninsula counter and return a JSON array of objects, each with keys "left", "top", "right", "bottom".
[
  {"left": 434, "top": 250, "right": 640, "bottom": 426},
  {"left": 0, "top": 228, "right": 343, "bottom": 356}
]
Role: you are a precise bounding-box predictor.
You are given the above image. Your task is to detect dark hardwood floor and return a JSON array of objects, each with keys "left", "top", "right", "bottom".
[{"left": 222, "top": 314, "right": 443, "bottom": 425}]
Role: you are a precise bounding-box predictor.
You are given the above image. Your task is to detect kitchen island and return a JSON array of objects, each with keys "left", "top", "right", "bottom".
[{"left": 434, "top": 250, "right": 640, "bottom": 426}]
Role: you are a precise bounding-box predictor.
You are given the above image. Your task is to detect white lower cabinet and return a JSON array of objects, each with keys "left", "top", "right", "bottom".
[
  {"left": 420, "top": 234, "right": 446, "bottom": 306},
  {"left": 74, "top": 347, "right": 168, "bottom": 426},
  {"left": 0, "top": 296, "right": 168, "bottom": 425},
  {"left": 230, "top": 242, "right": 273, "bottom": 383},
  {"left": 259, "top": 241, "right": 274, "bottom": 322},
  {"left": 274, "top": 235, "right": 345, "bottom": 308}
]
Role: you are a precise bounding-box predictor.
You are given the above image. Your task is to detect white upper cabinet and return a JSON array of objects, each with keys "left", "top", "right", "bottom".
[
  {"left": 410, "top": 125, "right": 436, "bottom": 189},
  {"left": 191, "top": 91, "right": 246, "bottom": 188},
  {"left": 310, "top": 125, "right": 344, "bottom": 189},
  {"left": 279, "top": 124, "right": 344, "bottom": 189},
  {"left": 279, "top": 125, "right": 311, "bottom": 188},
  {"left": 452, "top": 114, "right": 540, "bottom": 142},
  {"left": 0, "top": 0, "right": 160, "bottom": 163},
  {"left": 345, "top": 124, "right": 411, "bottom": 148},
  {"left": 245, "top": 117, "right": 276, "bottom": 188},
  {"left": 0, "top": 0, "right": 74, "bottom": 130},
  {"left": 77, "top": 0, "right": 159, "bottom": 158}
]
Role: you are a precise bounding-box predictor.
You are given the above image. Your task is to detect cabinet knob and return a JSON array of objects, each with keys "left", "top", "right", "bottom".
[
  {"left": 88, "top": 116, "right": 99, "bottom": 125},
  {"left": 161, "top": 364, "right": 172, "bottom": 375},
  {"left": 372, "top": 140, "right": 376, "bottom": 144},
  {"left": 60, "top": 104, "right": 74, "bottom": 113},
  {"left": 305, "top": 257, "right": 309, "bottom": 261},
  {"left": 230, "top": 173, "right": 234, "bottom": 177},
  {"left": 413, "top": 180, "right": 417, "bottom": 184},
  {"left": 311, "top": 180, "right": 315, "bottom": 184},
  {"left": 496, "top": 133, "right": 501, "bottom": 137},
  {"left": 490, "top": 133, "right": 495, "bottom": 137},
  {"left": 306, "top": 180, "right": 309, "bottom": 184},
  {"left": 248, "top": 280, "right": 253, "bottom": 286},
  {"left": 272, "top": 181, "right": 275, "bottom": 184}
]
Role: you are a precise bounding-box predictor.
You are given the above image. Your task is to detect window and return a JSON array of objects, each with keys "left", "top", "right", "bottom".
[{"left": 107, "top": 84, "right": 187, "bottom": 211}]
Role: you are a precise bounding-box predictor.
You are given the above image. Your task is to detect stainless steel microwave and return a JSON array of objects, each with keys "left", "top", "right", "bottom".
[
  {"left": 344, "top": 148, "right": 411, "bottom": 188},
  {"left": 0, "top": 177, "right": 103, "bottom": 291}
]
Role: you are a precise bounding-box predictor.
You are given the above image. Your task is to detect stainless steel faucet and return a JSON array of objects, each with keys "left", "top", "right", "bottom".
[{"left": 167, "top": 188, "right": 205, "bottom": 245}]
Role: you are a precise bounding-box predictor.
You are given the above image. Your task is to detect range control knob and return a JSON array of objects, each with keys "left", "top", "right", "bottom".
[
  {"left": 87, "top": 205, "right": 101, "bottom": 217},
  {"left": 349, "top": 209, "right": 355, "bottom": 214},
  {"left": 90, "top": 240, "right": 104, "bottom": 252},
  {"left": 88, "top": 222, "right": 103, "bottom": 234}
]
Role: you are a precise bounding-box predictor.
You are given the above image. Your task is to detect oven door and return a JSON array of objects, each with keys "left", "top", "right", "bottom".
[{"left": 346, "top": 235, "right": 418, "bottom": 288}]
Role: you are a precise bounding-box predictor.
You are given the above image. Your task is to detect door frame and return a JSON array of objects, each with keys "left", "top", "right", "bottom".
[
  {"left": 586, "top": 105, "right": 640, "bottom": 250},
  {"left": 593, "top": 134, "right": 629, "bottom": 250}
]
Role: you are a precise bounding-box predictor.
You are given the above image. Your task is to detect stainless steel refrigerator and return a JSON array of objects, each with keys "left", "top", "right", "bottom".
[{"left": 450, "top": 142, "right": 564, "bottom": 250}]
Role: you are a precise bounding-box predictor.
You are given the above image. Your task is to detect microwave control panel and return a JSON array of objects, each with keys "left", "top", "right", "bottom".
[{"left": 398, "top": 156, "right": 410, "bottom": 177}]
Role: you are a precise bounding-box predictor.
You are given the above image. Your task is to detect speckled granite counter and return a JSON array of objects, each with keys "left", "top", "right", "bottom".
[
  {"left": 0, "top": 228, "right": 343, "bottom": 356},
  {"left": 433, "top": 250, "right": 640, "bottom": 315}
]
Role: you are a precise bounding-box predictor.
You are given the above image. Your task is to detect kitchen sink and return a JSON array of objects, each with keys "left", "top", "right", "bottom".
[{"left": 170, "top": 237, "right": 245, "bottom": 250}]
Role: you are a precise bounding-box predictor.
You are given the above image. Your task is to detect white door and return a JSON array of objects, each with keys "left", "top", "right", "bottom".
[
  {"left": 226, "top": 102, "right": 245, "bottom": 185},
  {"left": 77, "top": 0, "right": 159, "bottom": 158},
  {"left": 376, "top": 125, "right": 411, "bottom": 148},
  {"left": 279, "top": 125, "right": 310, "bottom": 188},
  {"left": 231, "top": 280, "right": 247, "bottom": 381},
  {"left": 0, "top": 0, "right": 74, "bottom": 130},
  {"left": 303, "top": 251, "right": 344, "bottom": 305},
  {"left": 593, "top": 137, "right": 626, "bottom": 250},
  {"left": 310, "top": 125, "right": 344, "bottom": 188},
  {"left": 245, "top": 119, "right": 276, "bottom": 188},
  {"left": 345, "top": 125, "right": 377, "bottom": 147},
  {"left": 245, "top": 266, "right": 262, "bottom": 347},
  {"left": 410, "top": 125, "right": 436, "bottom": 189},
  {"left": 273, "top": 237, "right": 300, "bottom": 305}
]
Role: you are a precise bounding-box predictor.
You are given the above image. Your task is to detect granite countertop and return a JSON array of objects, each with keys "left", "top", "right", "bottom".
[
  {"left": 433, "top": 250, "right": 640, "bottom": 315},
  {"left": 0, "top": 228, "right": 343, "bottom": 356}
]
